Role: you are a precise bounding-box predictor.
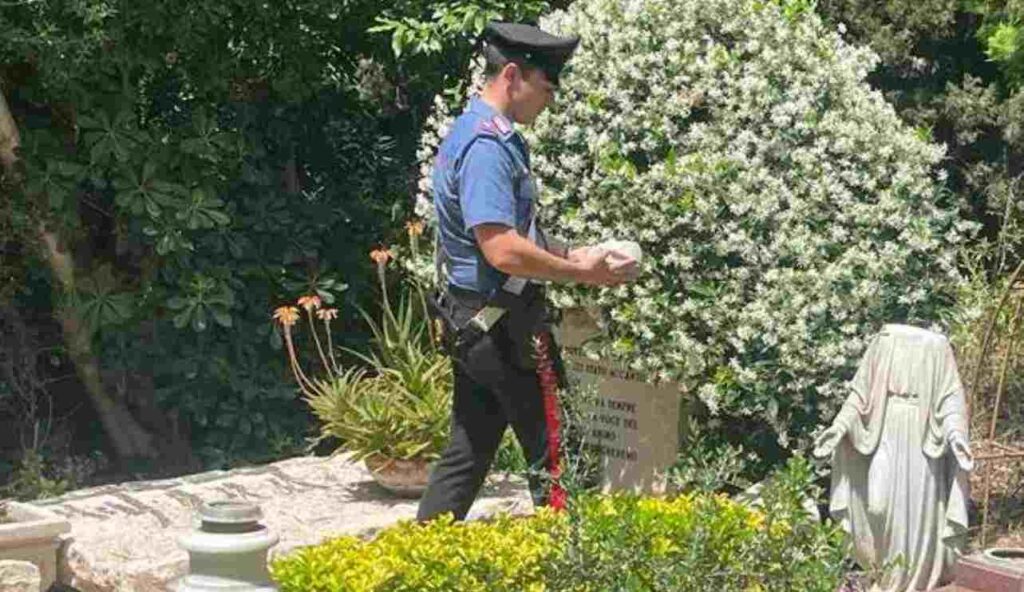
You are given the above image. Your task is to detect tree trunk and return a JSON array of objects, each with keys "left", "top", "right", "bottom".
[{"left": 0, "top": 87, "right": 158, "bottom": 460}]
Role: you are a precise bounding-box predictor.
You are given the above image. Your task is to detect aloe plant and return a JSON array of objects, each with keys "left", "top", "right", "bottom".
[{"left": 277, "top": 232, "right": 452, "bottom": 462}]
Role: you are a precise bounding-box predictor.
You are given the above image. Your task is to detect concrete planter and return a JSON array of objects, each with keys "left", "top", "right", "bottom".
[
  {"left": 0, "top": 501, "right": 71, "bottom": 590},
  {"left": 176, "top": 501, "right": 279, "bottom": 592},
  {"left": 956, "top": 549, "right": 1024, "bottom": 590}
]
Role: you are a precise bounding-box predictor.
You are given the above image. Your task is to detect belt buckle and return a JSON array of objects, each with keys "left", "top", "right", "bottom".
[{"left": 468, "top": 306, "right": 506, "bottom": 332}]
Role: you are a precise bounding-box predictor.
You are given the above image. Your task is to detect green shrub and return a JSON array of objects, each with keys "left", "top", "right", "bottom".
[
  {"left": 548, "top": 457, "right": 846, "bottom": 592},
  {"left": 271, "top": 458, "right": 846, "bottom": 592},
  {"left": 271, "top": 511, "right": 564, "bottom": 592}
]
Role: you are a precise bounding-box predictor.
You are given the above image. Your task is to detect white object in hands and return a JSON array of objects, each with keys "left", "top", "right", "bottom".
[
  {"left": 822, "top": 324, "right": 971, "bottom": 592},
  {"left": 597, "top": 239, "right": 643, "bottom": 264}
]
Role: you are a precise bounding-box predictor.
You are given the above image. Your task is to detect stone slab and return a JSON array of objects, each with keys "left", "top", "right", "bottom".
[
  {"left": 557, "top": 308, "right": 683, "bottom": 494},
  {"left": 31, "top": 453, "right": 531, "bottom": 592},
  {"left": 0, "top": 560, "right": 41, "bottom": 592}
]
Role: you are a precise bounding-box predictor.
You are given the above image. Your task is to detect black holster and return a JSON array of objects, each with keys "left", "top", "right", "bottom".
[{"left": 429, "top": 284, "right": 550, "bottom": 371}]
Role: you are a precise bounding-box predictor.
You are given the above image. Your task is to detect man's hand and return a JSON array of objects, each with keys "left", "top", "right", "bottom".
[
  {"left": 574, "top": 246, "right": 638, "bottom": 286},
  {"left": 567, "top": 245, "right": 592, "bottom": 263},
  {"left": 475, "top": 224, "right": 640, "bottom": 286}
]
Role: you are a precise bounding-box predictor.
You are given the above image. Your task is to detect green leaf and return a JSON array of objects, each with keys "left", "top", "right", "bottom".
[
  {"left": 89, "top": 137, "right": 112, "bottom": 165},
  {"left": 392, "top": 30, "right": 404, "bottom": 58},
  {"left": 48, "top": 187, "right": 68, "bottom": 209},
  {"left": 206, "top": 209, "right": 231, "bottom": 226},
  {"left": 986, "top": 21, "right": 1021, "bottom": 63},
  {"left": 156, "top": 235, "right": 174, "bottom": 255},
  {"left": 914, "top": 125, "right": 933, "bottom": 143},
  {"left": 212, "top": 308, "right": 233, "bottom": 328},
  {"left": 172, "top": 310, "right": 191, "bottom": 329},
  {"left": 77, "top": 114, "right": 101, "bottom": 130},
  {"left": 689, "top": 280, "right": 720, "bottom": 299},
  {"left": 54, "top": 160, "right": 86, "bottom": 177},
  {"left": 961, "top": 0, "right": 988, "bottom": 14}
]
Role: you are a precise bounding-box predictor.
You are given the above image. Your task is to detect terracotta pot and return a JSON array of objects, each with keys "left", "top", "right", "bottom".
[{"left": 364, "top": 455, "right": 433, "bottom": 498}]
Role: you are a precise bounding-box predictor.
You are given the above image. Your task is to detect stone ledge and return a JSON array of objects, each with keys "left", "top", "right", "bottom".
[
  {"left": 0, "top": 560, "right": 41, "bottom": 592},
  {"left": 32, "top": 454, "right": 531, "bottom": 592},
  {"left": 955, "top": 552, "right": 1024, "bottom": 592}
]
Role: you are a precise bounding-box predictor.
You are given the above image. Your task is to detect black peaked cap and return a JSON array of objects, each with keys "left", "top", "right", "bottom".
[{"left": 483, "top": 22, "right": 580, "bottom": 85}]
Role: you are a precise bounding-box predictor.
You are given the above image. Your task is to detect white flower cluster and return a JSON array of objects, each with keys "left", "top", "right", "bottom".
[
  {"left": 413, "top": 0, "right": 972, "bottom": 447},
  {"left": 524, "top": 0, "right": 969, "bottom": 446}
]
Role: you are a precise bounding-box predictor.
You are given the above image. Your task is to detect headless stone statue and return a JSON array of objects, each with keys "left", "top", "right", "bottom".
[{"left": 814, "top": 324, "right": 974, "bottom": 591}]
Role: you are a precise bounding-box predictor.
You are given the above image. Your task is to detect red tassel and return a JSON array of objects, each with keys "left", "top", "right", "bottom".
[{"left": 535, "top": 331, "right": 567, "bottom": 511}]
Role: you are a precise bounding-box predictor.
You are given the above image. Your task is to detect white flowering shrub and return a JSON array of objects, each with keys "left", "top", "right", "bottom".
[
  {"left": 415, "top": 0, "right": 972, "bottom": 448},
  {"left": 405, "top": 69, "right": 488, "bottom": 287},
  {"left": 415, "top": 68, "right": 488, "bottom": 224},
  {"left": 525, "top": 0, "right": 970, "bottom": 446}
]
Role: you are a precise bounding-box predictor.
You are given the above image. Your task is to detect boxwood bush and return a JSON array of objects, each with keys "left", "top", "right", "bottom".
[{"left": 271, "top": 458, "right": 846, "bottom": 591}]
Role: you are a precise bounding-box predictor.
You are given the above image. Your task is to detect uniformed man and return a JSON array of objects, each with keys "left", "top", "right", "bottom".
[{"left": 418, "top": 21, "right": 640, "bottom": 522}]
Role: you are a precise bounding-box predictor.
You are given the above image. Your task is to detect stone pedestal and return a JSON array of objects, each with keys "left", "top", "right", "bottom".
[
  {"left": 176, "top": 501, "right": 278, "bottom": 591},
  {"left": 556, "top": 308, "right": 684, "bottom": 494},
  {"left": 0, "top": 501, "right": 70, "bottom": 590}
]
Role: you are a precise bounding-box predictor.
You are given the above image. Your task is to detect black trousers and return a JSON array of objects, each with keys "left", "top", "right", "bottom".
[{"left": 417, "top": 288, "right": 554, "bottom": 522}]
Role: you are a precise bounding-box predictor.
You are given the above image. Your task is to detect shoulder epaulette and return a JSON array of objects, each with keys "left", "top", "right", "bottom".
[{"left": 475, "top": 115, "right": 515, "bottom": 141}]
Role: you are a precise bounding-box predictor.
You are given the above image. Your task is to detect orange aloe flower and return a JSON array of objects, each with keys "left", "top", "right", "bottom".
[
  {"left": 297, "top": 294, "right": 322, "bottom": 312},
  {"left": 273, "top": 306, "right": 300, "bottom": 327},
  {"left": 316, "top": 307, "right": 339, "bottom": 321},
  {"left": 370, "top": 247, "right": 392, "bottom": 266},
  {"left": 406, "top": 219, "right": 425, "bottom": 238}
]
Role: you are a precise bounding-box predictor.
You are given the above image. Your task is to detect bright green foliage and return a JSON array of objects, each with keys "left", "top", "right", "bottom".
[
  {"left": 547, "top": 458, "right": 845, "bottom": 592},
  {"left": 971, "top": 2, "right": 1024, "bottom": 89},
  {"left": 272, "top": 511, "right": 564, "bottom": 591},
  {"left": 271, "top": 458, "right": 846, "bottom": 592},
  {"left": 984, "top": 20, "right": 1022, "bottom": 63}
]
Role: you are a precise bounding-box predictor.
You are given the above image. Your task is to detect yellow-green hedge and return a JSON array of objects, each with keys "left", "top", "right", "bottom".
[
  {"left": 271, "top": 477, "right": 846, "bottom": 592},
  {"left": 271, "top": 510, "right": 564, "bottom": 592}
]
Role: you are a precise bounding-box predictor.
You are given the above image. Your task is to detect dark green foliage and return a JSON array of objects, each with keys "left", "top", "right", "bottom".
[
  {"left": 816, "top": 0, "right": 1024, "bottom": 274},
  {"left": 0, "top": 1, "right": 551, "bottom": 471}
]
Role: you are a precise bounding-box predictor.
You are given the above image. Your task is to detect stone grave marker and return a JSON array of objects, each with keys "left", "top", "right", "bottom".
[{"left": 555, "top": 307, "right": 684, "bottom": 494}]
